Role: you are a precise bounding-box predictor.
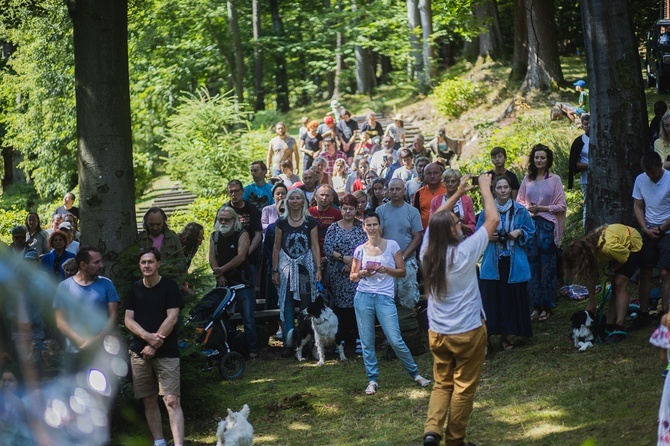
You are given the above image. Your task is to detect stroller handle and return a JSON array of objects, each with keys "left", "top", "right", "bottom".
[{"left": 222, "top": 284, "right": 248, "bottom": 291}]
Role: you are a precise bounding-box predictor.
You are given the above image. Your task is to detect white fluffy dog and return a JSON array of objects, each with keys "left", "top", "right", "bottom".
[
  {"left": 295, "top": 296, "right": 346, "bottom": 366},
  {"left": 216, "top": 404, "right": 253, "bottom": 446}
]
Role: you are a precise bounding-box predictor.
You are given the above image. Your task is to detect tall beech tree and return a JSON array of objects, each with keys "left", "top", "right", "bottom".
[
  {"left": 522, "top": 0, "right": 563, "bottom": 90},
  {"left": 67, "top": 0, "right": 137, "bottom": 267},
  {"left": 581, "top": 0, "right": 647, "bottom": 230}
]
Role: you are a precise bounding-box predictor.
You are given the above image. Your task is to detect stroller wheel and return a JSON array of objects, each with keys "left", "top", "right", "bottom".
[{"left": 219, "top": 351, "right": 245, "bottom": 380}]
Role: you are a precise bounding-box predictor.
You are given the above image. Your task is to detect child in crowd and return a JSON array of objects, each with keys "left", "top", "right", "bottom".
[
  {"left": 392, "top": 148, "right": 418, "bottom": 183},
  {"left": 650, "top": 313, "right": 670, "bottom": 445},
  {"left": 486, "top": 146, "right": 520, "bottom": 200}
]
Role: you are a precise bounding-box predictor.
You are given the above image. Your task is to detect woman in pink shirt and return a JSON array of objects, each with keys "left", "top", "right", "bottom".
[{"left": 517, "top": 144, "right": 567, "bottom": 322}]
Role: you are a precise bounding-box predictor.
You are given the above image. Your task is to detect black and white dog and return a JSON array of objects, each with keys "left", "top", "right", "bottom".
[
  {"left": 570, "top": 310, "right": 596, "bottom": 352},
  {"left": 294, "top": 296, "right": 347, "bottom": 366}
]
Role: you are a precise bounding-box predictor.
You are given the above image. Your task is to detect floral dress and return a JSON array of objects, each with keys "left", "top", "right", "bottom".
[
  {"left": 650, "top": 324, "right": 670, "bottom": 446},
  {"left": 323, "top": 222, "right": 367, "bottom": 308}
]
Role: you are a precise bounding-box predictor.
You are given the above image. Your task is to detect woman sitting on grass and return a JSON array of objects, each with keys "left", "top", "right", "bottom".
[{"left": 563, "top": 224, "right": 643, "bottom": 344}]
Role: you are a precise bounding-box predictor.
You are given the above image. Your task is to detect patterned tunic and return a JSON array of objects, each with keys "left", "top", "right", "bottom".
[{"left": 323, "top": 222, "right": 367, "bottom": 308}]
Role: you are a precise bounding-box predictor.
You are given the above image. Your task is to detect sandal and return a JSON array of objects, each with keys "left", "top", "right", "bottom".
[
  {"left": 604, "top": 326, "right": 628, "bottom": 344},
  {"left": 365, "top": 381, "right": 378, "bottom": 395},
  {"left": 414, "top": 374, "right": 431, "bottom": 387},
  {"left": 423, "top": 432, "right": 442, "bottom": 446},
  {"left": 500, "top": 340, "right": 513, "bottom": 351},
  {"left": 538, "top": 311, "right": 551, "bottom": 322}
]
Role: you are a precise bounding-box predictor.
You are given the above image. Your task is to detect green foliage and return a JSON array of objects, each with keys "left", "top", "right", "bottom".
[
  {"left": 0, "top": 0, "right": 77, "bottom": 198},
  {"left": 0, "top": 206, "right": 27, "bottom": 244},
  {"left": 161, "top": 89, "right": 264, "bottom": 197},
  {"left": 433, "top": 78, "right": 487, "bottom": 118},
  {"left": 460, "top": 113, "right": 582, "bottom": 183}
]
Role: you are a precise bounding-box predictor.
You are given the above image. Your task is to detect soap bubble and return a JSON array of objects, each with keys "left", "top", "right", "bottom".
[{"left": 0, "top": 251, "right": 126, "bottom": 445}]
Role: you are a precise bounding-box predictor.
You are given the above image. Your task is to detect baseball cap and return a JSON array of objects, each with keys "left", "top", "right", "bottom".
[
  {"left": 573, "top": 80, "right": 586, "bottom": 88},
  {"left": 324, "top": 116, "right": 334, "bottom": 125},
  {"left": 58, "top": 222, "right": 73, "bottom": 230}
]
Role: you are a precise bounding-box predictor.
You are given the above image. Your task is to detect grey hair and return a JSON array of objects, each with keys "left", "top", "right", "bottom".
[
  {"left": 283, "top": 188, "right": 311, "bottom": 220},
  {"left": 216, "top": 206, "right": 243, "bottom": 233},
  {"left": 442, "top": 168, "right": 462, "bottom": 181}
]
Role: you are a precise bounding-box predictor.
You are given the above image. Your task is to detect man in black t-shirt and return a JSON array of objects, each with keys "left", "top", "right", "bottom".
[
  {"left": 210, "top": 206, "right": 258, "bottom": 357},
  {"left": 360, "top": 112, "right": 384, "bottom": 141},
  {"left": 223, "top": 180, "right": 263, "bottom": 284},
  {"left": 337, "top": 110, "right": 359, "bottom": 158},
  {"left": 125, "top": 248, "right": 184, "bottom": 446}
]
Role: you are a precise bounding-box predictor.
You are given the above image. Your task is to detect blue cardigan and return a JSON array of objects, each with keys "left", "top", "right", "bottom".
[
  {"left": 476, "top": 201, "right": 535, "bottom": 283},
  {"left": 40, "top": 249, "right": 76, "bottom": 282}
]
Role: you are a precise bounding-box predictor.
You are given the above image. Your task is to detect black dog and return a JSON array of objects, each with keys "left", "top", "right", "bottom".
[
  {"left": 570, "top": 310, "right": 596, "bottom": 351},
  {"left": 293, "top": 296, "right": 346, "bottom": 366}
]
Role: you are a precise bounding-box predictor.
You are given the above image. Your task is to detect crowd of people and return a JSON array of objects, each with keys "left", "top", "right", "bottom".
[{"left": 5, "top": 102, "right": 670, "bottom": 446}]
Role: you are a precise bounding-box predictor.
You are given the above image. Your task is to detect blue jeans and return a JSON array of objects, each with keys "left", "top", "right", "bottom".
[
  {"left": 354, "top": 291, "right": 418, "bottom": 382},
  {"left": 236, "top": 286, "right": 259, "bottom": 354}
]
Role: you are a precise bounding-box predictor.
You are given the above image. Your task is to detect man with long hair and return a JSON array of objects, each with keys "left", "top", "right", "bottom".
[{"left": 419, "top": 173, "right": 499, "bottom": 446}]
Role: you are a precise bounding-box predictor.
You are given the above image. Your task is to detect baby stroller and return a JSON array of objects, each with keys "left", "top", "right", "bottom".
[{"left": 183, "top": 284, "right": 247, "bottom": 380}]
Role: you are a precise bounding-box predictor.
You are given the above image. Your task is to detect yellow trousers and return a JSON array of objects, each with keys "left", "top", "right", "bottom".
[{"left": 424, "top": 323, "right": 487, "bottom": 446}]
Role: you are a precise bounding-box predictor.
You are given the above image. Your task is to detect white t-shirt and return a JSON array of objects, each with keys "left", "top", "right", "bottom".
[
  {"left": 369, "top": 149, "right": 398, "bottom": 173},
  {"left": 632, "top": 170, "right": 670, "bottom": 227},
  {"left": 354, "top": 239, "right": 401, "bottom": 298},
  {"left": 420, "top": 226, "right": 488, "bottom": 335}
]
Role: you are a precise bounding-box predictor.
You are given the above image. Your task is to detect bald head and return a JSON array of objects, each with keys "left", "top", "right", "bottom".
[
  {"left": 388, "top": 178, "right": 406, "bottom": 204},
  {"left": 423, "top": 163, "right": 443, "bottom": 186}
]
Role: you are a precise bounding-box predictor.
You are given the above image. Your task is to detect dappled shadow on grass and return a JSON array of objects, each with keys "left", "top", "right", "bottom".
[{"left": 471, "top": 297, "right": 660, "bottom": 445}]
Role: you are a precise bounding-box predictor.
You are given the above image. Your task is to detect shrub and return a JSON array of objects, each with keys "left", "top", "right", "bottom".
[
  {"left": 433, "top": 78, "right": 487, "bottom": 118},
  {"left": 161, "top": 89, "right": 265, "bottom": 197}
]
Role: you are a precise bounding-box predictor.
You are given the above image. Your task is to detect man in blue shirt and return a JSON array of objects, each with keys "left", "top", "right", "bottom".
[
  {"left": 243, "top": 160, "right": 274, "bottom": 211},
  {"left": 54, "top": 247, "right": 120, "bottom": 358}
]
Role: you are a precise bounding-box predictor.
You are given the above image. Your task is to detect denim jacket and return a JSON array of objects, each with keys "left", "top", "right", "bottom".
[{"left": 476, "top": 201, "right": 535, "bottom": 283}]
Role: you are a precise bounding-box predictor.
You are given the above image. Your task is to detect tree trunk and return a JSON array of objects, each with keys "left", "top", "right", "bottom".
[
  {"left": 522, "top": 0, "right": 563, "bottom": 91},
  {"left": 581, "top": 0, "right": 647, "bottom": 230},
  {"left": 67, "top": 0, "right": 137, "bottom": 271},
  {"left": 475, "top": 0, "right": 503, "bottom": 60},
  {"left": 252, "top": 0, "right": 265, "bottom": 111},
  {"left": 379, "top": 54, "right": 392, "bottom": 85},
  {"left": 227, "top": 0, "right": 244, "bottom": 103},
  {"left": 418, "top": 0, "right": 432, "bottom": 91},
  {"left": 352, "top": 0, "right": 372, "bottom": 94},
  {"left": 333, "top": 29, "right": 343, "bottom": 98},
  {"left": 269, "top": 0, "right": 290, "bottom": 112},
  {"left": 463, "top": 38, "right": 479, "bottom": 62},
  {"left": 510, "top": 0, "right": 528, "bottom": 81},
  {"left": 407, "top": 0, "right": 422, "bottom": 79}
]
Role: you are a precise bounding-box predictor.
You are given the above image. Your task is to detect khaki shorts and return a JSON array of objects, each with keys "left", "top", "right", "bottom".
[{"left": 129, "top": 351, "right": 180, "bottom": 399}]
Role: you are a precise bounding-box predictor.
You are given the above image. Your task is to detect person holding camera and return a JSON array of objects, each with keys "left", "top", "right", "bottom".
[
  {"left": 477, "top": 175, "right": 536, "bottom": 351},
  {"left": 429, "top": 168, "right": 476, "bottom": 237}
]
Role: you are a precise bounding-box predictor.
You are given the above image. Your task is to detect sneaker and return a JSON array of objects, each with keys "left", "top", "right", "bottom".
[
  {"left": 414, "top": 374, "right": 431, "bottom": 387},
  {"left": 423, "top": 432, "right": 441, "bottom": 446},
  {"left": 365, "top": 381, "right": 378, "bottom": 395},
  {"left": 355, "top": 338, "right": 362, "bottom": 355},
  {"left": 275, "top": 329, "right": 283, "bottom": 340},
  {"left": 628, "top": 312, "right": 651, "bottom": 331}
]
